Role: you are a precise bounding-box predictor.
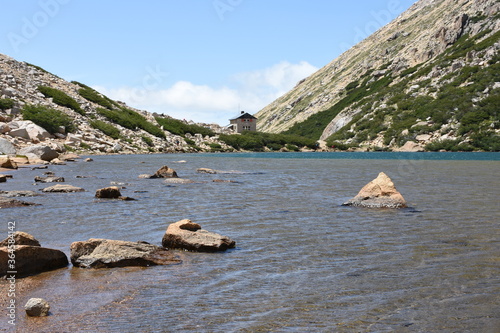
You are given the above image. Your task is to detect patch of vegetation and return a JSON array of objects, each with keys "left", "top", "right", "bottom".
[
  {"left": 73, "top": 81, "right": 116, "bottom": 110},
  {"left": 37, "top": 86, "right": 84, "bottom": 115},
  {"left": 141, "top": 135, "right": 154, "bottom": 147},
  {"left": 425, "top": 139, "right": 474, "bottom": 152},
  {"left": 219, "top": 131, "right": 317, "bottom": 151},
  {"left": 21, "top": 104, "right": 75, "bottom": 134},
  {"left": 89, "top": 120, "right": 121, "bottom": 139},
  {"left": 0, "top": 98, "right": 14, "bottom": 110},
  {"left": 97, "top": 107, "right": 165, "bottom": 138},
  {"left": 155, "top": 116, "right": 215, "bottom": 137}
]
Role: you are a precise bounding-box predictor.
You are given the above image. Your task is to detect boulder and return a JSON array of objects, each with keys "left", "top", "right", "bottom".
[
  {"left": 25, "top": 298, "right": 50, "bottom": 317},
  {"left": 0, "top": 123, "right": 10, "bottom": 134},
  {"left": 0, "top": 138, "right": 16, "bottom": 155},
  {"left": 18, "top": 145, "right": 59, "bottom": 162},
  {"left": 0, "top": 231, "right": 41, "bottom": 247},
  {"left": 397, "top": 141, "right": 425, "bottom": 152},
  {"left": 0, "top": 157, "right": 18, "bottom": 169},
  {"left": 8, "top": 121, "right": 52, "bottom": 142},
  {"left": 342, "top": 172, "right": 407, "bottom": 209},
  {"left": 0, "top": 197, "right": 39, "bottom": 208},
  {"left": 70, "top": 239, "right": 181, "bottom": 268},
  {"left": 34, "top": 176, "right": 65, "bottom": 183},
  {"left": 153, "top": 165, "right": 178, "bottom": 178},
  {"left": 95, "top": 186, "right": 121, "bottom": 199},
  {"left": 0, "top": 175, "right": 6, "bottom": 183},
  {"left": 162, "top": 219, "right": 236, "bottom": 252},
  {"left": 42, "top": 184, "right": 85, "bottom": 193},
  {"left": 8, "top": 127, "right": 30, "bottom": 140},
  {"left": 0, "top": 244, "right": 68, "bottom": 278}
]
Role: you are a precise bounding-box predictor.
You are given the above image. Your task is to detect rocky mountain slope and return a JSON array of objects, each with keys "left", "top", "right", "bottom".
[
  {"left": 256, "top": 0, "right": 499, "bottom": 151},
  {"left": 0, "top": 53, "right": 232, "bottom": 158}
]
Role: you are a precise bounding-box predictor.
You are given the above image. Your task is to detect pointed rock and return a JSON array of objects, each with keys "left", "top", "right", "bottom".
[{"left": 343, "top": 172, "right": 407, "bottom": 209}]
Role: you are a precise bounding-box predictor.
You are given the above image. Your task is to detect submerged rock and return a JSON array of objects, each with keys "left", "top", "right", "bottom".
[
  {"left": 342, "top": 172, "right": 407, "bottom": 209},
  {"left": 162, "top": 219, "right": 236, "bottom": 252},
  {"left": 34, "top": 176, "right": 65, "bottom": 183},
  {"left": 25, "top": 298, "right": 50, "bottom": 317},
  {"left": 70, "top": 239, "right": 181, "bottom": 268},
  {"left": 0, "top": 197, "right": 39, "bottom": 208}
]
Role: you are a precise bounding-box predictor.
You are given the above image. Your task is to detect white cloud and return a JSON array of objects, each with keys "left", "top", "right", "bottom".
[{"left": 95, "top": 61, "right": 318, "bottom": 125}]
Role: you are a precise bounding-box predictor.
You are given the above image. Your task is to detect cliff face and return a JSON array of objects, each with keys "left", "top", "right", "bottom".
[
  {"left": 256, "top": 0, "right": 500, "bottom": 151},
  {"left": 0, "top": 53, "right": 230, "bottom": 156}
]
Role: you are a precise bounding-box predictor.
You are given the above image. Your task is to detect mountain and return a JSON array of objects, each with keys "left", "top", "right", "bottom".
[
  {"left": 256, "top": 0, "right": 500, "bottom": 151},
  {"left": 0, "top": 53, "right": 232, "bottom": 156}
]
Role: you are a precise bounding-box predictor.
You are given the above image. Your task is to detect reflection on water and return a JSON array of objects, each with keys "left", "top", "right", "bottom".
[{"left": 1, "top": 153, "right": 499, "bottom": 332}]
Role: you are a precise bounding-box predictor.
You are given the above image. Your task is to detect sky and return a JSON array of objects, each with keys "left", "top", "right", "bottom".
[{"left": 1, "top": 0, "right": 416, "bottom": 125}]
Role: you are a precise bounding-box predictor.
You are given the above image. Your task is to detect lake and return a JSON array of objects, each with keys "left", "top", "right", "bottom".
[{"left": 1, "top": 152, "right": 499, "bottom": 332}]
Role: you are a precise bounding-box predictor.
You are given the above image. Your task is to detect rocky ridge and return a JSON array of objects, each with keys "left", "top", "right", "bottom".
[
  {"left": 0, "top": 54, "right": 233, "bottom": 157},
  {"left": 256, "top": 0, "right": 499, "bottom": 151}
]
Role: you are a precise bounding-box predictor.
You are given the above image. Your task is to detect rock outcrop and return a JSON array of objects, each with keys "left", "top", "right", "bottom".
[
  {"left": 0, "top": 232, "right": 68, "bottom": 278},
  {"left": 70, "top": 239, "right": 181, "bottom": 268},
  {"left": 162, "top": 219, "right": 236, "bottom": 252},
  {"left": 343, "top": 172, "right": 407, "bottom": 209}
]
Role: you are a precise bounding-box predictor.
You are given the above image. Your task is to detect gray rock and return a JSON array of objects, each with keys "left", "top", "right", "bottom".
[
  {"left": 42, "top": 184, "right": 84, "bottom": 193},
  {"left": 34, "top": 176, "right": 65, "bottom": 183},
  {"left": 0, "top": 138, "right": 16, "bottom": 155},
  {"left": 162, "top": 219, "right": 236, "bottom": 252},
  {"left": 25, "top": 298, "right": 50, "bottom": 317},
  {"left": 0, "top": 190, "right": 39, "bottom": 197},
  {"left": 18, "top": 145, "right": 59, "bottom": 162},
  {"left": 70, "top": 239, "right": 181, "bottom": 268}
]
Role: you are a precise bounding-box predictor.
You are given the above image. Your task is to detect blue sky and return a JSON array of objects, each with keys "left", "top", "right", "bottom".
[{"left": 1, "top": 0, "right": 416, "bottom": 125}]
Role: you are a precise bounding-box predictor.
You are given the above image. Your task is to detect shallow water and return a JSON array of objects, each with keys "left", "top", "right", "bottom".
[{"left": 1, "top": 152, "right": 499, "bottom": 332}]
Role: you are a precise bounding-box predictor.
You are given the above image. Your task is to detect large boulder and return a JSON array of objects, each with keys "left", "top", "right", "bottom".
[
  {"left": 0, "top": 232, "right": 68, "bottom": 278},
  {"left": 18, "top": 145, "right": 59, "bottom": 162},
  {"left": 0, "top": 138, "right": 16, "bottom": 155},
  {"left": 95, "top": 186, "right": 121, "bottom": 199},
  {"left": 70, "top": 239, "right": 181, "bottom": 268},
  {"left": 162, "top": 219, "right": 236, "bottom": 252},
  {"left": 153, "top": 165, "right": 178, "bottom": 178},
  {"left": 0, "top": 157, "right": 18, "bottom": 169},
  {"left": 8, "top": 121, "right": 51, "bottom": 142},
  {"left": 342, "top": 172, "right": 407, "bottom": 209}
]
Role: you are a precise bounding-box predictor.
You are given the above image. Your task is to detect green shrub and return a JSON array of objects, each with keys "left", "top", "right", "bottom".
[
  {"left": 97, "top": 107, "right": 165, "bottom": 138},
  {"left": 90, "top": 120, "right": 121, "bottom": 139},
  {"left": 141, "top": 135, "right": 154, "bottom": 147},
  {"left": 425, "top": 139, "right": 474, "bottom": 152},
  {"left": 37, "top": 86, "right": 84, "bottom": 115},
  {"left": 22, "top": 104, "right": 75, "bottom": 134},
  {"left": 77, "top": 86, "right": 115, "bottom": 110},
  {"left": 0, "top": 98, "right": 14, "bottom": 110},
  {"left": 155, "top": 116, "right": 215, "bottom": 137},
  {"left": 219, "top": 131, "right": 316, "bottom": 151}
]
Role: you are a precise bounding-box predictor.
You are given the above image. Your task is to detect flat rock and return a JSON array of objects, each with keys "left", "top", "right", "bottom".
[
  {"left": 0, "top": 197, "right": 39, "bottom": 208},
  {"left": 42, "top": 184, "right": 85, "bottom": 193},
  {"left": 34, "top": 176, "right": 65, "bottom": 183},
  {"left": 0, "top": 190, "right": 39, "bottom": 197},
  {"left": 163, "top": 178, "right": 195, "bottom": 184},
  {"left": 162, "top": 219, "right": 236, "bottom": 252},
  {"left": 342, "top": 172, "right": 407, "bottom": 209},
  {"left": 70, "top": 238, "right": 181, "bottom": 268}
]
